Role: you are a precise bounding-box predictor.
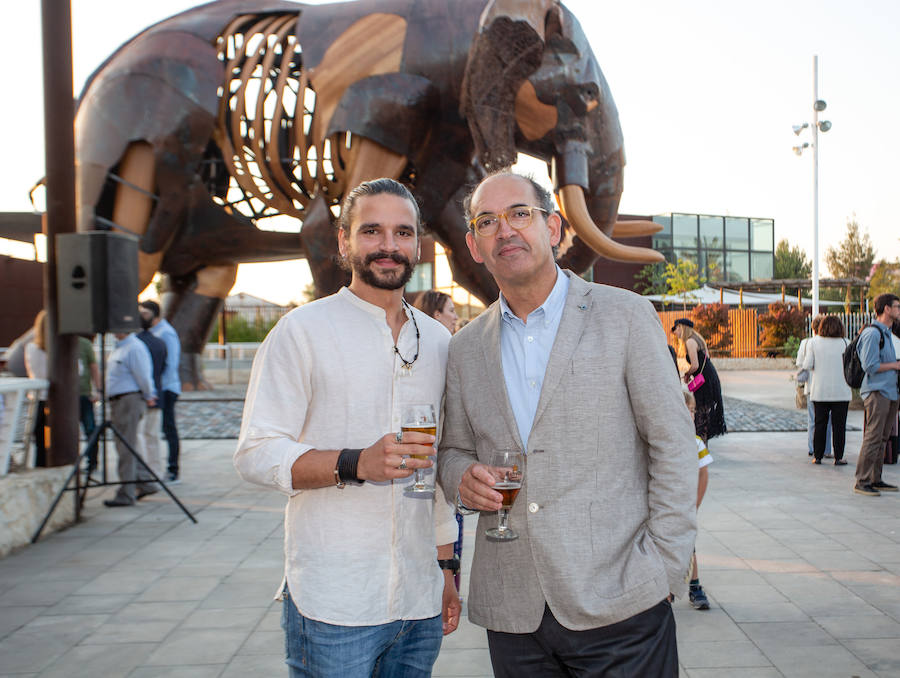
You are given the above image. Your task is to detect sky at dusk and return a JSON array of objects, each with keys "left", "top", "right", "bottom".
[{"left": 3, "top": 0, "right": 898, "bottom": 305}]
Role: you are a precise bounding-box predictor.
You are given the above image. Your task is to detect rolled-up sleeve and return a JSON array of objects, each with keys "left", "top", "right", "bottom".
[{"left": 234, "top": 320, "right": 313, "bottom": 496}]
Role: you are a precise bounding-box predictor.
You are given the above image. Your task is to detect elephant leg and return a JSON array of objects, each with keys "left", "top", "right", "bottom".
[
  {"left": 304, "top": 138, "right": 408, "bottom": 296},
  {"left": 160, "top": 264, "right": 237, "bottom": 391},
  {"left": 108, "top": 141, "right": 163, "bottom": 292},
  {"left": 432, "top": 184, "right": 499, "bottom": 306}
]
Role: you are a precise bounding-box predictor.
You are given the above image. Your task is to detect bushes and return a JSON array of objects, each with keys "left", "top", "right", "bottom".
[
  {"left": 691, "top": 303, "right": 731, "bottom": 351},
  {"left": 758, "top": 302, "right": 806, "bottom": 354}
]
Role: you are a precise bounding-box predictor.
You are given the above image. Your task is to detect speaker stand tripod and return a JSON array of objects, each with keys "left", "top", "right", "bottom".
[{"left": 32, "top": 334, "right": 197, "bottom": 543}]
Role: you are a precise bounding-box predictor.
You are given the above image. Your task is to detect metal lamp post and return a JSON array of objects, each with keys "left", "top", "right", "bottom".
[{"left": 792, "top": 55, "right": 832, "bottom": 317}]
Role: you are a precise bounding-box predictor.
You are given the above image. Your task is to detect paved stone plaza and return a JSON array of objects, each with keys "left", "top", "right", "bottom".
[{"left": 1, "top": 372, "right": 899, "bottom": 677}]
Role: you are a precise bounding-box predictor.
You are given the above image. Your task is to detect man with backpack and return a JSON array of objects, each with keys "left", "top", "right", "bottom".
[{"left": 853, "top": 293, "right": 900, "bottom": 496}]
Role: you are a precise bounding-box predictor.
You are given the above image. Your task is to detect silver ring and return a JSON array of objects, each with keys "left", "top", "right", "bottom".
[
  {"left": 395, "top": 431, "right": 403, "bottom": 443},
  {"left": 399, "top": 458, "right": 408, "bottom": 470}
]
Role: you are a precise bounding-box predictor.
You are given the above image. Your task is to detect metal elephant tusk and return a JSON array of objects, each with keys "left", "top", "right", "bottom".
[
  {"left": 611, "top": 220, "right": 663, "bottom": 239},
  {"left": 558, "top": 185, "right": 665, "bottom": 264}
]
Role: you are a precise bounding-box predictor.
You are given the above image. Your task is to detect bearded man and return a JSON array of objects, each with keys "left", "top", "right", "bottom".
[{"left": 234, "top": 178, "right": 460, "bottom": 677}]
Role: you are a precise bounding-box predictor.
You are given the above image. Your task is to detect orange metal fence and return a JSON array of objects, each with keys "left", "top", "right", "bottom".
[{"left": 657, "top": 308, "right": 759, "bottom": 358}]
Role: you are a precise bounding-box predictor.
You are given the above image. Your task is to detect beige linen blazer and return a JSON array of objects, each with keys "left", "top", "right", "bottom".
[{"left": 437, "top": 272, "right": 698, "bottom": 633}]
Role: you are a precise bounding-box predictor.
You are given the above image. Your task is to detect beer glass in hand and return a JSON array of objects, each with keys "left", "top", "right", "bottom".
[
  {"left": 402, "top": 403, "right": 436, "bottom": 495},
  {"left": 485, "top": 451, "right": 524, "bottom": 542}
]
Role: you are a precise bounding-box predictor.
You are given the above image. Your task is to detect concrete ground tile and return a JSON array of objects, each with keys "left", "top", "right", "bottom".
[
  {"left": 0, "top": 578, "right": 89, "bottom": 606},
  {"left": 439, "top": 619, "right": 488, "bottom": 650},
  {"left": 719, "top": 601, "right": 809, "bottom": 623},
  {"left": 0, "top": 613, "right": 107, "bottom": 673},
  {"left": 762, "top": 644, "right": 878, "bottom": 678},
  {"left": 46, "top": 593, "right": 134, "bottom": 615},
  {"left": 81, "top": 619, "right": 180, "bottom": 644},
  {"left": 0, "top": 606, "right": 43, "bottom": 639},
  {"left": 197, "top": 581, "right": 280, "bottom": 609},
  {"left": 676, "top": 640, "right": 771, "bottom": 669},
  {"left": 180, "top": 606, "right": 267, "bottom": 631},
  {"left": 743, "top": 559, "right": 818, "bottom": 574},
  {"left": 112, "top": 601, "right": 199, "bottom": 624},
  {"left": 76, "top": 570, "right": 163, "bottom": 596},
  {"left": 236, "top": 629, "right": 281, "bottom": 655},
  {"left": 256, "top": 606, "right": 283, "bottom": 632},
  {"left": 814, "top": 613, "right": 900, "bottom": 639},
  {"left": 218, "top": 653, "right": 285, "bottom": 677},
  {"left": 686, "top": 669, "right": 782, "bottom": 678},
  {"left": 672, "top": 608, "right": 745, "bottom": 643},
  {"left": 704, "top": 584, "right": 787, "bottom": 605},
  {"left": 136, "top": 576, "right": 221, "bottom": 603},
  {"left": 738, "top": 621, "right": 836, "bottom": 649},
  {"left": 164, "top": 562, "right": 238, "bottom": 577},
  {"left": 128, "top": 666, "right": 224, "bottom": 678},
  {"left": 431, "top": 648, "right": 493, "bottom": 676},
  {"left": 795, "top": 549, "right": 882, "bottom": 572},
  {"left": 38, "top": 641, "right": 156, "bottom": 678},
  {"left": 789, "top": 596, "right": 881, "bottom": 619},
  {"left": 698, "top": 569, "right": 768, "bottom": 588},
  {"left": 143, "top": 629, "right": 248, "bottom": 665},
  {"left": 843, "top": 638, "right": 900, "bottom": 674}
]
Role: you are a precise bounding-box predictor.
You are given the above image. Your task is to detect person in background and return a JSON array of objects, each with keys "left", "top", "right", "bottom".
[
  {"left": 24, "top": 310, "right": 48, "bottom": 467},
  {"left": 78, "top": 335, "right": 101, "bottom": 473},
  {"left": 103, "top": 330, "right": 157, "bottom": 507},
  {"left": 139, "top": 301, "right": 182, "bottom": 484},
  {"left": 796, "top": 315, "right": 832, "bottom": 458},
  {"left": 136, "top": 307, "right": 168, "bottom": 496},
  {"left": 853, "top": 293, "right": 900, "bottom": 496},
  {"left": 802, "top": 315, "right": 851, "bottom": 465},
  {"left": 673, "top": 318, "right": 727, "bottom": 444},
  {"left": 415, "top": 290, "right": 459, "bottom": 335},
  {"left": 683, "top": 390, "right": 713, "bottom": 610}
]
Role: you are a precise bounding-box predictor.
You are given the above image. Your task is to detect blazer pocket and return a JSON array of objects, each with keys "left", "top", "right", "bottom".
[{"left": 589, "top": 505, "right": 665, "bottom": 597}]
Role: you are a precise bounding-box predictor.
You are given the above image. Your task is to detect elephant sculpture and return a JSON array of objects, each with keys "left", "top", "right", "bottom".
[{"left": 74, "top": 0, "right": 662, "bottom": 378}]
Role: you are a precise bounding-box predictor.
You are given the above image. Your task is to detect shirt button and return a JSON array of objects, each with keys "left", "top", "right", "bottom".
[
  {"left": 527, "top": 336, "right": 534, "bottom": 343},
  {"left": 529, "top": 380, "right": 536, "bottom": 388},
  {"left": 528, "top": 502, "right": 539, "bottom": 513}
]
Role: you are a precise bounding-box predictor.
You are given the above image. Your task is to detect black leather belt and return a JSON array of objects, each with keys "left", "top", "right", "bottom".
[{"left": 109, "top": 391, "right": 140, "bottom": 402}]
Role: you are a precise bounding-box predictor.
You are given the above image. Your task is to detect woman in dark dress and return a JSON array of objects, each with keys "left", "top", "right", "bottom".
[{"left": 673, "top": 318, "right": 727, "bottom": 443}]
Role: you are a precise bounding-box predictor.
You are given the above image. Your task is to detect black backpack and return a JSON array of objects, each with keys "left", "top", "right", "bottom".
[{"left": 843, "top": 324, "right": 884, "bottom": 389}]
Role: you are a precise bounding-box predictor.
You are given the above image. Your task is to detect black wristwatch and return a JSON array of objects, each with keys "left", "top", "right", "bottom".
[{"left": 437, "top": 558, "right": 460, "bottom": 575}]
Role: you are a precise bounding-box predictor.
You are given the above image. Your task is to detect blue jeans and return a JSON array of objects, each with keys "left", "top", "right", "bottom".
[
  {"left": 281, "top": 589, "right": 442, "bottom": 678},
  {"left": 807, "top": 395, "right": 831, "bottom": 455}
]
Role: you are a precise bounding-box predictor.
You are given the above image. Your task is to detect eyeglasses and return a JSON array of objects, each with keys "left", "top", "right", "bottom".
[{"left": 468, "top": 206, "right": 548, "bottom": 237}]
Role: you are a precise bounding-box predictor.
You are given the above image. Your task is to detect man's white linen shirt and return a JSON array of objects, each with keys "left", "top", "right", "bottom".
[{"left": 234, "top": 287, "right": 457, "bottom": 626}]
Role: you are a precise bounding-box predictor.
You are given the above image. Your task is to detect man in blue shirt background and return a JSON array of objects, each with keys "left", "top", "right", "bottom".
[{"left": 854, "top": 293, "right": 900, "bottom": 496}]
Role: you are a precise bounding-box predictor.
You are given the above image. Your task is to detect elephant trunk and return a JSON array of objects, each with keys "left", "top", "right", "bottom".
[{"left": 552, "top": 147, "right": 663, "bottom": 264}]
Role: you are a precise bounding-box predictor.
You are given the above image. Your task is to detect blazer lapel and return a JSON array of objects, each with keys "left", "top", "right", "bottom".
[
  {"left": 532, "top": 273, "right": 592, "bottom": 429},
  {"left": 480, "top": 303, "right": 525, "bottom": 453}
]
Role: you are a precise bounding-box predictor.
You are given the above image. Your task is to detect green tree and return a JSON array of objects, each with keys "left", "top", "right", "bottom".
[
  {"left": 867, "top": 260, "right": 900, "bottom": 302},
  {"left": 665, "top": 259, "right": 702, "bottom": 310},
  {"left": 758, "top": 301, "right": 806, "bottom": 355},
  {"left": 773, "top": 239, "right": 811, "bottom": 279},
  {"left": 634, "top": 262, "right": 668, "bottom": 295},
  {"left": 825, "top": 217, "right": 876, "bottom": 279}
]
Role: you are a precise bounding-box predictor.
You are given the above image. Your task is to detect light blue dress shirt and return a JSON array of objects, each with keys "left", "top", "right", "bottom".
[
  {"left": 106, "top": 333, "right": 156, "bottom": 400},
  {"left": 499, "top": 267, "right": 570, "bottom": 449},
  {"left": 858, "top": 321, "right": 899, "bottom": 400},
  {"left": 151, "top": 318, "right": 181, "bottom": 394}
]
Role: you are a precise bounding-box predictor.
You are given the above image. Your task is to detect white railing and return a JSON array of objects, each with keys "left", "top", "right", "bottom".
[
  {"left": 805, "top": 312, "right": 877, "bottom": 338},
  {"left": 0, "top": 377, "right": 49, "bottom": 476},
  {"left": 202, "top": 342, "right": 262, "bottom": 384}
]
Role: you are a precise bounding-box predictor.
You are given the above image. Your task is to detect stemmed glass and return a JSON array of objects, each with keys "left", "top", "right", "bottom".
[
  {"left": 485, "top": 451, "right": 525, "bottom": 541},
  {"left": 401, "top": 403, "right": 436, "bottom": 496}
]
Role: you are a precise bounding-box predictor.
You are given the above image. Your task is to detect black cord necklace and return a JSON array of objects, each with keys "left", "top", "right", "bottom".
[{"left": 394, "top": 299, "right": 420, "bottom": 370}]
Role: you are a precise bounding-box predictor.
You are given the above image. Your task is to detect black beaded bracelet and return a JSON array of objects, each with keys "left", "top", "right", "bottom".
[{"left": 337, "top": 448, "right": 364, "bottom": 484}]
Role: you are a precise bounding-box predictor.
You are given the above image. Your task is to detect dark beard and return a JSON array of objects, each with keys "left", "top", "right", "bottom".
[{"left": 349, "top": 251, "right": 415, "bottom": 290}]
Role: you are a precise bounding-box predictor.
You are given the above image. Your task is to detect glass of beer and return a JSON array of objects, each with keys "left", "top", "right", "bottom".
[
  {"left": 485, "top": 451, "right": 525, "bottom": 542},
  {"left": 401, "top": 403, "right": 436, "bottom": 496}
]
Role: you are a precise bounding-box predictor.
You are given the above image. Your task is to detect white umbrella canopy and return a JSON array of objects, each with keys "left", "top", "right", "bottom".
[{"left": 643, "top": 284, "right": 845, "bottom": 307}]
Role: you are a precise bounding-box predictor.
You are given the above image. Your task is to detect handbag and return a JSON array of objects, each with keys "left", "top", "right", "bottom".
[{"left": 687, "top": 352, "right": 708, "bottom": 392}]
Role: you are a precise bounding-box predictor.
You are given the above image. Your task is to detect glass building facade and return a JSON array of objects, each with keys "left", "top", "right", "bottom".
[{"left": 651, "top": 213, "right": 774, "bottom": 283}]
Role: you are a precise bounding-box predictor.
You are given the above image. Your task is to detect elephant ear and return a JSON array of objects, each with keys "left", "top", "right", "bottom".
[{"left": 462, "top": 1, "right": 561, "bottom": 170}]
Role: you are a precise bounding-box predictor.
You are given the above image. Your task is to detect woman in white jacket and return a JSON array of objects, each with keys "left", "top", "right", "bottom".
[
  {"left": 796, "top": 315, "right": 831, "bottom": 457},
  {"left": 802, "top": 315, "right": 852, "bottom": 465}
]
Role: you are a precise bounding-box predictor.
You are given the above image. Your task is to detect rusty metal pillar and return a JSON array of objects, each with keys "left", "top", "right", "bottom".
[{"left": 41, "top": 0, "right": 79, "bottom": 466}]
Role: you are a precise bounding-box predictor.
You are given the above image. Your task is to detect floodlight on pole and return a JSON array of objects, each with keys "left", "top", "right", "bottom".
[{"left": 791, "top": 55, "right": 832, "bottom": 317}]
